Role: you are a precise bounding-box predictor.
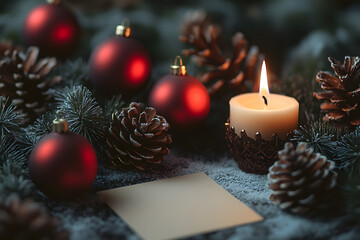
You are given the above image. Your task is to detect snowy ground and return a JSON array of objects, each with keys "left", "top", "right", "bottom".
[{"left": 41, "top": 148, "right": 357, "bottom": 240}]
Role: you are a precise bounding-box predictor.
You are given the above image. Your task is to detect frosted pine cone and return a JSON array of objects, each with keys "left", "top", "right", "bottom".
[
  {"left": 0, "top": 46, "right": 60, "bottom": 124},
  {"left": 314, "top": 56, "right": 360, "bottom": 128},
  {"left": 105, "top": 102, "right": 172, "bottom": 171},
  {"left": 268, "top": 142, "right": 337, "bottom": 214}
]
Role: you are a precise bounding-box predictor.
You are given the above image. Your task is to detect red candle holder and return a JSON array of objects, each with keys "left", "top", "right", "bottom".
[{"left": 225, "top": 121, "right": 292, "bottom": 175}]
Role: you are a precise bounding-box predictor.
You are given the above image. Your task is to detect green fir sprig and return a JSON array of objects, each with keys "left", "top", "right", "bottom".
[
  {"left": 30, "top": 110, "right": 56, "bottom": 138},
  {"left": 335, "top": 127, "right": 360, "bottom": 174},
  {"left": 0, "top": 136, "right": 25, "bottom": 166},
  {"left": 53, "top": 58, "right": 89, "bottom": 88},
  {"left": 0, "top": 97, "right": 22, "bottom": 136},
  {"left": 59, "top": 86, "right": 106, "bottom": 147},
  {"left": 0, "top": 162, "right": 35, "bottom": 200},
  {"left": 292, "top": 119, "right": 344, "bottom": 160},
  {"left": 103, "top": 95, "right": 126, "bottom": 121}
]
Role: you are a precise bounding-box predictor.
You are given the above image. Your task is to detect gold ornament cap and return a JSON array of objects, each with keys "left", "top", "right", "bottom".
[
  {"left": 47, "top": 0, "right": 61, "bottom": 4},
  {"left": 170, "top": 56, "right": 187, "bottom": 75},
  {"left": 53, "top": 111, "right": 69, "bottom": 133},
  {"left": 116, "top": 19, "right": 131, "bottom": 37}
]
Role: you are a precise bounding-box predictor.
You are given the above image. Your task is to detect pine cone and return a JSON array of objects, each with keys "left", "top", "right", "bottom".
[
  {"left": 0, "top": 195, "right": 68, "bottom": 240},
  {"left": 180, "top": 10, "right": 216, "bottom": 39},
  {"left": 0, "top": 46, "right": 60, "bottom": 125},
  {"left": 314, "top": 56, "right": 360, "bottom": 128},
  {"left": 268, "top": 142, "right": 337, "bottom": 214},
  {"left": 180, "top": 24, "right": 265, "bottom": 95},
  {"left": 0, "top": 41, "right": 17, "bottom": 59},
  {"left": 105, "top": 102, "right": 172, "bottom": 171}
]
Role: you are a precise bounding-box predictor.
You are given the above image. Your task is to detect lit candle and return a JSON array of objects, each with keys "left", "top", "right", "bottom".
[{"left": 229, "top": 61, "right": 299, "bottom": 140}]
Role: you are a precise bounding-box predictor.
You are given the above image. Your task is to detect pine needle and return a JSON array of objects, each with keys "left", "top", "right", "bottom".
[
  {"left": 0, "top": 97, "right": 23, "bottom": 136},
  {"left": 292, "top": 119, "right": 344, "bottom": 160},
  {"left": 336, "top": 127, "right": 360, "bottom": 174},
  {"left": 59, "top": 86, "right": 106, "bottom": 147}
]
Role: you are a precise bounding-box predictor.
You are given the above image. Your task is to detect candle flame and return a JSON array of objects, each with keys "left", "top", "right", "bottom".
[{"left": 259, "top": 60, "right": 270, "bottom": 107}]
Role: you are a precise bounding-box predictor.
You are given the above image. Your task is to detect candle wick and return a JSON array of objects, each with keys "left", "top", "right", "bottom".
[{"left": 262, "top": 96, "right": 268, "bottom": 106}]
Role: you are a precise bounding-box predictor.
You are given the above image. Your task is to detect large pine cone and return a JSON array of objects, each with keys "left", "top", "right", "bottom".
[
  {"left": 105, "top": 102, "right": 172, "bottom": 171},
  {"left": 268, "top": 142, "right": 337, "bottom": 214},
  {"left": 314, "top": 56, "right": 360, "bottom": 128},
  {"left": 0, "top": 195, "right": 68, "bottom": 240},
  {"left": 180, "top": 22, "right": 265, "bottom": 96},
  {"left": 0, "top": 46, "right": 60, "bottom": 125}
]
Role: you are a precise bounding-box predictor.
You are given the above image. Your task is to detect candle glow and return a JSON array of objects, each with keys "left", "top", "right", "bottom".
[{"left": 259, "top": 61, "right": 270, "bottom": 108}]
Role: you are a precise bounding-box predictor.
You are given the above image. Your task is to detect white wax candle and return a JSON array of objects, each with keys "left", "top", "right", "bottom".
[
  {"left": 229, "top": 60, "right": 299, "bottom": 140},
  {"left": 229, "top": 93, "right": 299, "bottom": 140}
]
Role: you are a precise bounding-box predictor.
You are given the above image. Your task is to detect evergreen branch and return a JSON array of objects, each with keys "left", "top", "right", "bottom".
[
  {"left": 59, "top": 86, "right": 106, "bottom": 146},
  {"left": 0, "top": 97, "right": 23, "bottom": 136},
  {"left": 335, "top": 127, "right": 360, "bottom": 174},
  {"left": 30, "top": 111, "right": 56, "bottom": 138},
  {"left": 15, "top": 132, "right": 41, "bottom": 159},
  {"left": 292, "top": 119, "right": 344, "bottom": 160},
  {"left": 53, "top": 58, "right": 89, "bottom": 88},
  {"left": 0, "top": 162, "right": 35, "bottom": 200},
  {"left": 103, "top": 95, "right": 126, "bottom": 121},
  {"left": 0, "top": 135, "right": 26, "bottom": 166}
]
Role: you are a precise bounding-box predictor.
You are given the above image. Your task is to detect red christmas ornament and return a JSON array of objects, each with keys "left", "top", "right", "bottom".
[
  {"left": 89, "top": 21, "right": 151, "bottom": 95},
  {"left": 23, "top": 0, "right": 80, "bottom": 58},
  {"left": 29, "top": 113, "right": 98, "bottom": 200},
  {"left": 148, "top": 56, "right": 210, "bottom": 128}
]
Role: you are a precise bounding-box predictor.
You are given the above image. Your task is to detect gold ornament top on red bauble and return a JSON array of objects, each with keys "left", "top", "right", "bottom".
[
  {"left": 148, "top": 56, "right": 210, "bottom": 128},
  {"left": 89, "top": 20, "right": 152, "bottom": 96},
  {"left": 29, "top": 112, "right": 98, "bottom": 200},
  {"left": 23, "top": 0, "right": 80, "bottom": 58}
]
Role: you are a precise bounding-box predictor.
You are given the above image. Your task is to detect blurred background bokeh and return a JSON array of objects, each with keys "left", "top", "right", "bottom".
[{"left": 1, "top": 0, "right": 360, "bottom": 79}]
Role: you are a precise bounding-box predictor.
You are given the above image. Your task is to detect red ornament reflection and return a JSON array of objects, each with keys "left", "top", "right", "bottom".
[
  {"left": 126, "top": 55, "right": 149, "bottom": 85},
  {"left": 25, "top": 7, "right": 49, "bottom": 33},
  {"left": 35, "top": 138, "right": 58, "bottom": 164},
  {"left": 95, "top": 42, "right": 116, "bottom": 70},
  {"left": 152, "top": 81, "right": 173, "bottom": 106},
  {"left": 185, "top": 84, "right": 210, "bottom": 116},
  {"left": 52, "top": 23, "right": 74, "bottom": 44}
]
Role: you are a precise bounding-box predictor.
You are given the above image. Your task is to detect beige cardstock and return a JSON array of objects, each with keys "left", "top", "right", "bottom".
[{"left": 97, "top": 172, "right": 263, "bottom": 240}]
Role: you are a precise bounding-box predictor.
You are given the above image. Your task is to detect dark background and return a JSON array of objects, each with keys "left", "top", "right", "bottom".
[{"left": 1, "top": 0, "right": 360, "bottom": 78}]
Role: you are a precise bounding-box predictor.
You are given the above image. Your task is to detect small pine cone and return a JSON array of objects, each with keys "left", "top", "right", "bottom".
[
  {"left": 268, "top": 142, "right": 337, "bottom": 214},
  {"left": 105, "top": 102, "right": 172, "bottom": 171},
  {"left": 314, "top": 56, "right": 360, "bottom": 128},
  {"left": 0, "top": 195, "right": 68, "bottom": 240},
  {"left": 0, "top": 46, "right": 60, "bottom": 125}
]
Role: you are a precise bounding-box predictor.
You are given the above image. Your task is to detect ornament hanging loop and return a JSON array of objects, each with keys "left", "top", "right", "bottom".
[
  {"left": 53, "top": 110, "right": 69, "bottom": 133},
  {"left": 116, "top": 18, "right": 131, "bottom": 37},
  {"left": 47, "top": 0, "right": 61, "bottom": 4},
  {"left": 170, "top": 55, "right": 187, "bottom": 75}
]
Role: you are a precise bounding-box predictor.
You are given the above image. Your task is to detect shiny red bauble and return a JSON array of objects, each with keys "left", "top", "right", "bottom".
[
  {"left": 29, "top": 131, "right": 98, "bottom": 199},
  {"left": 89, "top": 33, "right": 151, "bottom": 95},
  {"left": 23, "top": 1, "right": 80, "bottom": 58},
  {"left": 149, "top": 73, "right": 210, "bottom": 128}
]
